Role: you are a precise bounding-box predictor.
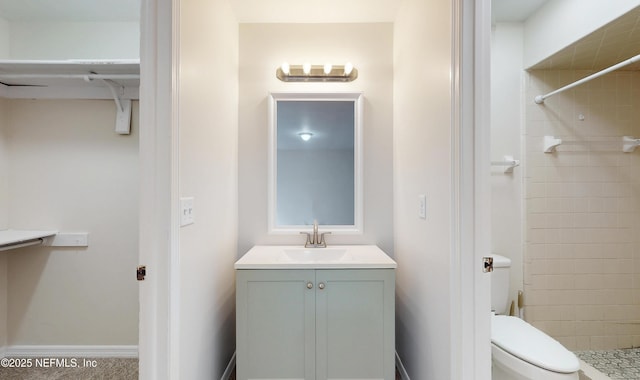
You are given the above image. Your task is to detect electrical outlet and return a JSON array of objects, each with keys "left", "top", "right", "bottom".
[{"left": 180, "top": 197, "right": 195, "bottom": 226}]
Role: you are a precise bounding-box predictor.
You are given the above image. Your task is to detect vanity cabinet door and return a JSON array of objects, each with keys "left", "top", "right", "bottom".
[
  {"left": 236, "top": 269, "right": 316, "bottom": 380},
  {"left": 315, "top": 269, "right": 395, "bottom": 380}
]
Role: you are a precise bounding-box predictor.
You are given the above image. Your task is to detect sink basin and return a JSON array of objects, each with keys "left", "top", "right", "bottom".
[
  {"left": 280, "top": 248, "right": 351, "bottom": 263},
  {"left": 234, "top": 245, "right": 397, "bottom": 269}
]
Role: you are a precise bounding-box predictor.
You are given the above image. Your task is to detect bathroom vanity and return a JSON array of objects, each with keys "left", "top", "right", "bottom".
[{"left": 235, "top": 245, "right": 396, "bottom": 380}]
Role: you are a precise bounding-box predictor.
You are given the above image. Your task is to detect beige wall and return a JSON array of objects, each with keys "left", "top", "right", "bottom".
[
  {"left": 0, "top": 250, "right": 5, "bottom": 354},
  {"left": 237, "top": 23, "right": 394, "bottom": 255},
  {"left": 0, "top": 98, "right": 7, "bottom": 229},
  {"left": 524, "top": 70, "right": 640, "bottom": 350},
  {"left": 177, "top": 0, "right": 238, "bottom": 377},
  {"left": 393, "top": 0, "right": 453, "bottom": 378},
  {"left": 5, "top": 99, "right": 139, "bottom": 346},
  {"left": 0, "top": 98, "right": 6, "bottom": 354},
  {"left": 0, "top": 18, "right": 8, "bottom": 59}
]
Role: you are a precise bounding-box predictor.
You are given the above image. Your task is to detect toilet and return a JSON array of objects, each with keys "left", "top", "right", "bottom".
[{"left": 490, "top": 254, "right": 580, "bottom": 380}]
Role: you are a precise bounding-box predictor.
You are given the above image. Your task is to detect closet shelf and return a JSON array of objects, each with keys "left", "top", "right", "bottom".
[
  {"left": 0, "top": 229, "right": 57, "bottom": 252},
  {"left": 0, "top": 59, "right": 139, "bottom": 97},
  {"left": 0, "top": 59, "right": 140, "bottom": 134}
]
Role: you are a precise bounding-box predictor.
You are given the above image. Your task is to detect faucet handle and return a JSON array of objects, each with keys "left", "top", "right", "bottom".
[
  {"left": 300, "top": 232, "right": 312, "bottom": 248},
  {"left": 319, "top": 232, "right": 331, "bottom": 247}
]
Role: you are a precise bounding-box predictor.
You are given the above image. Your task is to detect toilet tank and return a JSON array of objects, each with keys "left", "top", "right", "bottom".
[{"left": 490, "top": 254, "right": 511, "bottom": 314}]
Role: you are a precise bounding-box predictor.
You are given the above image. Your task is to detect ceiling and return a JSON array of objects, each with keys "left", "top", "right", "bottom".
[
  {"left": 491, "top": 0, "right": 640, "bottom": 71},
  {"left": 530, "top": 5, "right": 640, "bottom": 71},
  {"left": 2, "top": 0, "right": 638, "bottom": 71},
  {"left": 0, "top": 0, "right": 398, "bottom": 24},
  {"left": 228, "top": 0, "right": 400, "bottom": 23},
  {"left": 0, "top": 0, "right": 541, "bottom": 24},
  {"left": 0, "top": 0, "right": 139, "bottom": 22},
  {"left": 492, "top": 0, "right": 548, "bottom": 23}
]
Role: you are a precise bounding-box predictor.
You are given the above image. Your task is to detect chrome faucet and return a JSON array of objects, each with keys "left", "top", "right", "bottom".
[{"left": 300, "top": 220, "right": 331, "bottom": 248}]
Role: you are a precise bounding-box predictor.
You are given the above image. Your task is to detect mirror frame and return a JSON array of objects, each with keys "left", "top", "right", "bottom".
[{"left": 268, "top": 92, "right": 364, "bottom": 235}]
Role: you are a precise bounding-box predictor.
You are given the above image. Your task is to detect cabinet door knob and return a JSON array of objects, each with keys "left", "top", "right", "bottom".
[
  {"left": 307, "top": 282, "right": 313, "bottom": 289},
  {"left": 318, "top": 282, "right": 325, "bottom": 290}
]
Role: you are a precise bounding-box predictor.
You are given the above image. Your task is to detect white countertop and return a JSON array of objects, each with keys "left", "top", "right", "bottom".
[{"left": 235, "top": 245, "right": 397, "bottom": 269}]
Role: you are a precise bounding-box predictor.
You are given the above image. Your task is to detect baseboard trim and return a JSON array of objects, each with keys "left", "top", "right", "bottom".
[
  {"left": 0, "top": 346, "right": 6, "bottom": 359},
  {"left": 221, "top": 351, "right": 236, "bottom": 380},
  {"left": 395, "top": 351, "right": 410, "bottom": 380},
  {"left": 5, "top": 345, "right": 138, "bottom": 358}
]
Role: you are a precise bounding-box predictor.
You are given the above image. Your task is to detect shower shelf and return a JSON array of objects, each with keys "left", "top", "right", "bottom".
[{"left": 0, "top": 59, "right": 140, "bottom": 134}]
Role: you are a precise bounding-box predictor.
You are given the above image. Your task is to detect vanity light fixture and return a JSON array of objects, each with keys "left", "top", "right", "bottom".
[
  {"left": 276, "top": 62, "right": 358, "bottom": 82},
  {"left": 281, "top": 62, "right": 290, "bottom": 75},
  {"left": 344, "top": 62, "right": 354, "bottom": 76},
  {"left": 298, "top": 132, "right": 313, "bottom": 141}
]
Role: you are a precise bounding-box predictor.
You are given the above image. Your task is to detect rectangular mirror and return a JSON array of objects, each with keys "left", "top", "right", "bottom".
[{"left": 268, "top": 92, "right": 363, "bottom": 234}]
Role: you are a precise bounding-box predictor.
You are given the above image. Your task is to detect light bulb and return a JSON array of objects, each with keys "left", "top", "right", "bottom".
[
  {"left": 324, "top": 63, "right": 332, "bottom": 75},
  {"left": 303, "top": 63, "right": 311, "bottom": 75},
  {"left": 298, "top": 132, "right": 313, "bottom": 141},
  {"left": 281, "top": 62, "right": 290, "bottom": 75},
  {"left": 344, "top": 62, "right": 354, "bottom": 76}
]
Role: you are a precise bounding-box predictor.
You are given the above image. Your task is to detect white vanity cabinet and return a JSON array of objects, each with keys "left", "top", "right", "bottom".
[{"left": 236, "top": 268, "right": 395, "bottom": 380}]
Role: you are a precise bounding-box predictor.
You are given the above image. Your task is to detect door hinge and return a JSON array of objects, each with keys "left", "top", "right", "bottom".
[
  {"left": 137, "top": 265, "right": 146, "bottom": 281},
  {"left": 482, "top": 257, "right": 493, "bottom": 273}
]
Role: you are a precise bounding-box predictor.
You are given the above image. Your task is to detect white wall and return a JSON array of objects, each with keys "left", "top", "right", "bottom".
[
  {"left": 0, "top": 99, "right": 7, "bottom": 230},
  {"left": 177, "top": 0, "right": 238, "bottom": 377},
  {"left": 7, "top": 21, "right": 139, "bottom": 60},
  {"left": 490, "top": 22, "right": 524, "bottom": 312},
  {"left": 393, "top": 0, "right": 453, "bottom": 378},
  {"left": 238, "top": 23, "right": 394, "bottom": 255},
  {"left": 0, "top": 17, "right": 9, "bottom": 58},
  {"left": 0, "top": 98, "right": 7, "bottom": 355},
  {"left": 5, "top": 99, "right": 139, "bottom": 346},
  {"left": 0, "top": 249, "right": 5, "bottom": 356},
  {"left": 523, "top": 0, "right": 640, "bottom": 68}
]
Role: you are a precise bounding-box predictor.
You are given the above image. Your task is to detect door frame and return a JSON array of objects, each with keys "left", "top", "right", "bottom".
[
  {"left": 451, "top": 0, "right": 492, "bottom": 378},
  {"left": 138, "top": 0, "right": 180, "bottom": 379},
  {"left": 137, "top": 0, "right": 493, "bottom": 378}
]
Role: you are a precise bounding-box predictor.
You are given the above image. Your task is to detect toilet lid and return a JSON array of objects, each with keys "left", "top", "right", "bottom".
[{"left": 491, "top": 315, "right": 580, "bottom": 373}]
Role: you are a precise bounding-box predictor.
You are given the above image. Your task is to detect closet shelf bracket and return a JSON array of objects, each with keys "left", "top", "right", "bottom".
[
  {"left": 623, "top": 136, "right": 640, "bottom": 153},
  {"left": 85, "top": 76, "right": 132, "bottom": 135}
]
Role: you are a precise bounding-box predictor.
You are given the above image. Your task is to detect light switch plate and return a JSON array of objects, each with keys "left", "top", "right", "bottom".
[{"left": 180, "top": 197, "right": 195, "bottom": 226}]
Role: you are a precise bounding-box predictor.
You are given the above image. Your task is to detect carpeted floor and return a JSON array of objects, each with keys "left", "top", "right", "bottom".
[{"left": 0, "top": 358, "right": 138, "bottom": 380}]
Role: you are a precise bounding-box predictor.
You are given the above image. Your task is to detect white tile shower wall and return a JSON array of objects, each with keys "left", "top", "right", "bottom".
[{"left": 524, "top": 70, "right": 640, "bottom": 351}]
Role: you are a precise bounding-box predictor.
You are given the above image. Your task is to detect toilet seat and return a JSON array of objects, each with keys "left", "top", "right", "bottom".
[{"left": 492, "top": 315, "right": 580, "bottom": 374}]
